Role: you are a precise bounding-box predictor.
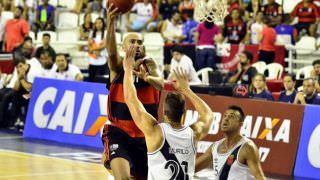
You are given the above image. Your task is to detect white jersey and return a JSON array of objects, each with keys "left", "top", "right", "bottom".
[
  {"left": 148, "top": 123, "right": 196, "bottom": 180},
  {"left": 211, "top": 137, "right": 254, "bottom": 180}
]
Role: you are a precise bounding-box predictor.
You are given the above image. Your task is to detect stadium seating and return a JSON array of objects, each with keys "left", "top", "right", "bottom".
[
  {"left": 266, "top": 63, "right": 284, "bottom": 80},
  {"left": 295, "top": 66, "right": 313, "bottom": 80},
  {"left": 0, "top": 11, "right": 13, "bottom": 25},
  {"left": 57, "top": 12, "right": 79, "bottom": 29},
  {"left": 251, "top": 61, "right": 267, "bottom": 74},
  {"left": 197, "top": 67, "right": 213, "bottom": 85}
]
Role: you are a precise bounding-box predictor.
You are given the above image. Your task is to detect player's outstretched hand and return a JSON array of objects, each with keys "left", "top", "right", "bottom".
[
  {"left": 123, "top": 45, "right": 136, "bottom": 71},
  {"left": 173, "top": 68, "right": 190, "bottom": 93},
  {"left": 107, "top": 1, "right": 120, "bottom": 21}
]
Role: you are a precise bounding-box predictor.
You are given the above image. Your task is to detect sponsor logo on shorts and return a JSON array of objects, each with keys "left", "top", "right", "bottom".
[{"left": 110, "top": 144, "right": 119, "bottom": 151}]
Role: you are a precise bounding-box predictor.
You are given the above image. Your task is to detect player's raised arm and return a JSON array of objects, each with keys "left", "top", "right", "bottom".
[{"left": 173, "top": 68, "right": 213, "bottom": 141}]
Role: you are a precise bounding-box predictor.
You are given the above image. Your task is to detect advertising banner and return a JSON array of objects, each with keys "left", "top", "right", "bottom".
[
  {"left": 24, "top": 78, "right": 109, "bottom": 148},
  {"left": 159, "top": 92, "right": 304, "bottom": 176},
  {"left": 294, "top": 105, "right": 320, "bottom": 179}
]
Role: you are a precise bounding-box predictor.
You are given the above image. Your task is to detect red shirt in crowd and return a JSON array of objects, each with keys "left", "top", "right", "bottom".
[
  {"left": 291, "top": 2, "right": 320, "bottom": 23},
  {"left": 223, "top": 20, "right": 247, "bottom": 44},
  {"left": 260, "top": 26, "right": 276, "bottom": 51},
  {"left": 261, "top": 2, "right": 282, "bottom": 17},
  {"left": 196, "top": 23, "right": 221, "bottom": 46},
  {"left": 5, "top": 19, "right": 29, "bottom": 52}
]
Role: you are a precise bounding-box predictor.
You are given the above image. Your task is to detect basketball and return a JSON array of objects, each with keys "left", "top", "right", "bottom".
[{"left": 108, "top": 0, "right": 135, "bottom": 14}]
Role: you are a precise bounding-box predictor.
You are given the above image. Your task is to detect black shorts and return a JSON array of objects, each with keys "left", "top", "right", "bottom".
[
  {"left": 102, "top": 125, "right": 148, "bottom": 177},
  {"left": 294, "top": 22, "right": 312, "bottom": 34},
  {"left": 258, "top": 50, "right": 275, "bottom": 65}
]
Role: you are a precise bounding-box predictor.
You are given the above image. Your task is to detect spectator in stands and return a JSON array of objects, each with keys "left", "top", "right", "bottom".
[
  {"left": 166, "top": 46, "right": 201, "bottom": 84},
  {"left": 261, "top": 0, "right": 282, "bottom": 26},
  {"left": 278, "top": 74, "right": 297, "bottom": 103},
  {"left": 1, "top": 0, "right": 15, "bottom": 11},
  {"left": 12, "top": 57, "right": 42, "bottom": 131},
  {"left": 159, "top": 0, "right": 179, "bottom": 20},
  {"left": 160, "top": 11, "right": 184, "bottom": 43},
  {"left": 87, "top": 17, "right": 108, "bottom": 82},
  {"left": 311, "top": 59, "right": 320, "bottom": 92},
  {"left": 194, "top": 20, "right": 222, "bottom": 70},
  {"left": 291, "top": 0, "right": 320, "bottom": 37},
  {"left": 228, "top": 51, "right": 258, "bottom": 85},
  {"left": 12, "top": 36, "right": 34, "bottom": 63},
  {"left": 223, "top": 8, "right": 247, "bottom": 44},
  {"left": 3, "top": 6, "right": 29, "bottom": 52},
  {"left": 258, "top": 16, "right": 276, "bottom": 64},
  {"left": 87, "top": 0, "right": 103, "bottom": 13},
  {"left": 126, "top": 0, "right": 155, "bottom": 32},
  {"left": 275, "top": 14, "right": 298, "bottom": 45},
  {"left": 244, "top": 0, "right": 261, "bottom": 21},
  {"left": 181, "top": 11, "right": 198, "bottom": 43},
  {"left": 251, "top": 73, "right": 274, "bottom": 101},
  {"left": 33, "top": 0, "right": 55, "bottom": 32},
  {"left": 228, "top": 0, "right": 242, "bottom": 13},
  {"left": 14, "top": 0, "right": 35, "bottom": 24},
  {"left": 0, "top": 73, "right": 15, "bottom": 128},
  {"left": 294, "top": 78, "right": 320, "bottom": 105},
  {"left": 248, "top": 11, "right": 264, "bottom": 44},
  {"left": 50, "top": 53, "right": 83, "bottom": 81},
  {"left": 80, "top": 12, "right": 93, "bottom": 41},
  {"left": 35, "top": 33, "right": 56, "bottom": 59},
  {"left": 38, "top": 50, "right": 54, "bottom": 78},
  {"left": 0, "top": 69, "right": 10, "bottom": 90},
  {"left": 178, "top": 0, "right": 194, "bottom": 21}
]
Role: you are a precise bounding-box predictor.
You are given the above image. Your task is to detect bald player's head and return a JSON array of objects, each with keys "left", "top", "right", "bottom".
[{"left": 122, "top": 33, "right": 145, "bottom": 60}]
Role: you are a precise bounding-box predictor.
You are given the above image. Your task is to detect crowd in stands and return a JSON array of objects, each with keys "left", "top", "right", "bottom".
[{"left": 0, "top": 0, "right": 320, "bottom": 132}]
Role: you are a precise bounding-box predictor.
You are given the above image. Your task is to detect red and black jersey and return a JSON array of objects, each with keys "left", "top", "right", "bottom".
[
  {"left": 107, "top": 60, "right": 159, "bottom": 138},
  {"left": 223, "top": 20, "right": 247, "bottom": 44},
  {"left": 291, "top": 2, "right": 320, "bottom": 23},
  {"left": 262, "top": 2, "right": 282, "bottom": 17}
]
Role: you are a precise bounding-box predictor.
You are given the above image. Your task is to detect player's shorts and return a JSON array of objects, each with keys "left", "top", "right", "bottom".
[{"left": 102, "top": 124, "right": 148, "bottom": 177}]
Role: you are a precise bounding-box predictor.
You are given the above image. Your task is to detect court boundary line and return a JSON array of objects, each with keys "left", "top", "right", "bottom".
[
  {"left": 0, "top": 170, "right": 106, "bottom": 178},
  {"left": 0, "top": 149, "right": 102, "bottom": 167}
]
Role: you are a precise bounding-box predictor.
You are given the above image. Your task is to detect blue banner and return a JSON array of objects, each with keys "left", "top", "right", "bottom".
[
  {"left": 294, "top": 105, "right": 320, "bottom": 179},
  {"left": 24, "top": 78, "right": 109, "bottom": 148}
]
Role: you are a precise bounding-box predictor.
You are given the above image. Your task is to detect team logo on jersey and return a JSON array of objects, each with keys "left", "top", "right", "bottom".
[
  {"left": 110, "top": 144, "right": 119, "bottom": 151},
  {"left": 226, "top": 155, "right": 235, "bottom": 165}
]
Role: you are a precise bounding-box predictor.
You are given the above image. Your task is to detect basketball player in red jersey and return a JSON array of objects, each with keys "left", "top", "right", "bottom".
[{"left": 101, "top": 3, "right": 164, "bottom": 180}]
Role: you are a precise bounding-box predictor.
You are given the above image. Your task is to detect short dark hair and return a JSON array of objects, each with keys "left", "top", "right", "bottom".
[
  {"left": 14, "top": 57, "right": 26, "bottom": 66},
  {"left": 56, "top": 53, "right": 71, "bottom": 63},
  {"left": 312, "top": 59, "right": 320, "bottom": 66},
  {"left": 42, "top": 33, "right": 51, "bottom": 39},
  {"left": 242, "top": 51, "right": 253, "bottom": 62},
  {"left": 228, "top": 105, "right": 245, "bottom": 122},
  {"left": 171, "top": 46, "right": 184, "bottom": 54},
  {"left": 303, "top": 77, "right": 315, "bottom": 86},
  {"left": 262, "top": 16, "right": 272, "bottom": 26},
  {"left": 164, "top": 92, "right": 185, "bottom": 123},
  {"left": 284, "top": 73, "right": 296, "bottom": 82},
  {"left": 23, "top": 36, "right": 33, "bottom": 43},
  {"left": 253, "top": 73, "right": 266, "bottom": 82},
  {"left": 40, "top": 50, "right": 52, "bottom": 57}
]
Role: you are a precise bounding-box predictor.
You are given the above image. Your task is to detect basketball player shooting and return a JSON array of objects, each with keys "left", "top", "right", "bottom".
[
  {"left": 123, "top": 45, "right": 214, "bottom": 179},
  {"left": 195, "top": 106, "right": 266, "bottom": 179},
  {"left": 101, "top": 2, "right": 163, "bottom": 180}
]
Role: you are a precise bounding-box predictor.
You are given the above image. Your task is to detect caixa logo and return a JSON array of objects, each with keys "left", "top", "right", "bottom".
[
  {"left": 32, "top": 87, "right": 108, "bottom": 136},
  {"left": 185, "top": 110, "right": 290, "bottom": 143},
  {"left": 308, "top": 124, "right": 320, "bottom": 168}
]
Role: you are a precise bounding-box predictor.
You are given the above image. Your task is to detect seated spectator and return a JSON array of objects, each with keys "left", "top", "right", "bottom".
[
  {"left": 80, "top": 13, "right": 93, "bottom": 41},
  {"left": 258, "top": 16, "right": 276, "bottom": 64},
  {"left": 3, "top": 6, "right": 29, "bottom": 52},
  {"left": 251, "top": 73, "right": 274, "bottom": 101},
  {"left": 12, "top": 57, "right": 42, "bottom": 131},
  {"left": 167, "top": 46, "right": 201, "bottom": 84},
  {"left": 223, "top": 8, "right": 247, "bottom": 44},
  {"left": 38, "top": 50, "right": 55, "bottom": 78},
  {"left": 181, "top": 12, "right": 198, "bottom": 44},
  {"left": 35, "top": 33, "right": 56, "bottom": 59},
  {"left": 261, "top": 0, "right": 282, "bottom": 26},
  {"left": 50, "top": 53, "right": 83, "bottom": 81},
  {"left": 291, "top": 0, "right": 320, "bottom": 37},
  {"left": 0, "top": 69, "right": 10, "bottom": 90},
  {"left": 159, "top": 0, "right": 179, "bottom": 20},
  {"left": 87, "top": 0, "right": 103, "bottom": 13},
  {"left": 275, "top": 14, "right": 298, "bottom": 45},
  {"left": 228, "top": 51, "right": 258, "bottom": 85},
  {"left": 178, "top": 0, "right": 194, "bottom": 21},
  {"left": 195, "top": 20, "right": 222, "bottom": 70},
  {"left": 88, "top": 17, "right": 108, "bottom": 82},
  {"left": 12, "top": 36, "right": 34, "bottom": 63},
  {"left": 244, "top": 0, "right": 261, "bottom": 21},
  {"left": 248, "top": 11, "right": 264, "bottom": 44},
  {"left": 311, "top": 59, "right": 320, "bottom": 92},
  {"left": 33, "top": 0, "right": 55, "bottom": 32},
  {"left": 160, "top": 11, "right": 184, "bottom": 43},
  {"left": 126, "top": 0, "right": 155, "bottom": 32},
  {"left": 294, "top": 78, "right": 320, "bottom": 105},
  {"left": 278, "top": 74, "right": 297, "bottom": 103},
  {"left": 14, "top": 0, "right": 35, "bottom": 24}
]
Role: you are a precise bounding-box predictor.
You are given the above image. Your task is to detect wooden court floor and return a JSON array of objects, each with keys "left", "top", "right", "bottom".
[{"left": 0, "top": 150, "right": 111, "bottom": 180}]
